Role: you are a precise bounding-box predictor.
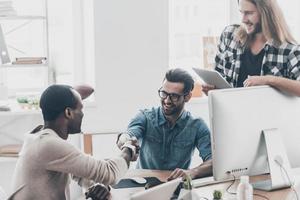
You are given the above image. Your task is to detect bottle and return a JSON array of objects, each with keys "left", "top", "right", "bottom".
[{"left": 236, "top": 176, "right": 253, "bottom": 200}]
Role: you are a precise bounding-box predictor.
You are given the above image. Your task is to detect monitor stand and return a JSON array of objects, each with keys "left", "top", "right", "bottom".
[{"left": 252, "top": 128, "right": 294, "bottom": 191}]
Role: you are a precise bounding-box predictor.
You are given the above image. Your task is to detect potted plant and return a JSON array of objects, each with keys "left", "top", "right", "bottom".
[{"left": 177, "top": 175, "right": 201, "bottom": 200}]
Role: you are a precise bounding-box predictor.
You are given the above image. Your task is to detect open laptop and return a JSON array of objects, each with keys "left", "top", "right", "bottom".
[
  {"left": 130, "top": 178, "right": 181, "bottom": 200},
  {"left": 0, "top": 25, "right": 11, "bottom": 64}
]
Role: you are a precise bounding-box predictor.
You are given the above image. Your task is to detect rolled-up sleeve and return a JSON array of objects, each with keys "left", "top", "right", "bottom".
[
  {"left": 126, "top": 110, "right": 147, "bottom": 140},
  {"left": 195, "top": 120, "right": 212, "bottom": 161}
]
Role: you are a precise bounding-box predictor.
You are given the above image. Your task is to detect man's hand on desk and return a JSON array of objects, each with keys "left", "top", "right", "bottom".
[
  {"left": 85, "top": 183, "right": 111, "bottom": 200},
  {"left": 167, "top": 168, "right": 192, "bottom": 181}
]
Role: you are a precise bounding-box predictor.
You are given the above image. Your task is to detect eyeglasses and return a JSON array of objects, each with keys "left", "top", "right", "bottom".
[{"left": 158, "top": 89, "right": 187, "bottom": 102}]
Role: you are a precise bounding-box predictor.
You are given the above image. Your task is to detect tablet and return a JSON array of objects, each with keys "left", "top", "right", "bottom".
[{"left": 193, "top": 68, "right": 232, "bottom": 89}]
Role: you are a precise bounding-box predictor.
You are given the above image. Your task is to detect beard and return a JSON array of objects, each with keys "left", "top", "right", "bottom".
[
  {"left": 251, "top": 22, "right": 262, "bottom": 35},
  {"left": 68, "top": 120, "right": 82, "bottom": 134},
  {"left": 161, "top": 101, "right": 184, "bottom": 117},
  {"left": 245, "top": 21, "right": 262, "bottom": 36}
]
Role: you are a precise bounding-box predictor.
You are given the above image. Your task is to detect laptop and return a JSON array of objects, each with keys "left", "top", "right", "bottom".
[
  {"left": 193, "top": 68, "right": 232, "bottom": 89},
  {"left": 0, "top": 25, "right": 11, "bottom": 64},
  {"left": 130, "top": 178, "right": 181, "bottom": 200}
]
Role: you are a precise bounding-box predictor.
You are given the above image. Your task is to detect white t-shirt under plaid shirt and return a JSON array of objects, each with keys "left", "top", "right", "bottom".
[{"left": 214, "top": 24, "right": 300, "bottom": 87}]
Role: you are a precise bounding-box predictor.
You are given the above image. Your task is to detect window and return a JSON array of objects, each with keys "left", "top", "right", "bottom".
[
  {"left": 48, "top": 0, "right": 95, "bottom": 89},
  {"left": 0, "top": 0, "right": 48, "bottom": 97},
  {"left": 169, "top": 0, "right": 229, "bottom": 71},
  {"left": 277, "top": 0, "right": 300, "bottom": 42},
  {"left": 0, "top": 0, "right": 95, "bottom": 100},
  {"left": 169, "top": 0, "right": 230, "bottom": 97}
]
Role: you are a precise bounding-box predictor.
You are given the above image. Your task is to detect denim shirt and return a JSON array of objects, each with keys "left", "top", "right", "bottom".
[{"left": 127, "top": 107, "right": 211, "bottom": 170}]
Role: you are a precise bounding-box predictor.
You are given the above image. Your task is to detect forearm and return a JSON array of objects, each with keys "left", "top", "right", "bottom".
[
  {"left": 266, "top": 76, "right": 300, "bottom": 96},
  {"left": 188, "top": 159, "right": 212, "bottom": 179},
  {"left": 120, "top": 147, "right": 133, "bottom": 167}
]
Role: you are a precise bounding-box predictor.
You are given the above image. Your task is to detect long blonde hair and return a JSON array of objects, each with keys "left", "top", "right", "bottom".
[{"left": 236, "top": 0, "right": 298, "bottom": 46}]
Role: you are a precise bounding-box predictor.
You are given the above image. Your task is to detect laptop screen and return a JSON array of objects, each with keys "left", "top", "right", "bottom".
[{"left": 130, "top": 178, "right": 181, "bottom": 200}]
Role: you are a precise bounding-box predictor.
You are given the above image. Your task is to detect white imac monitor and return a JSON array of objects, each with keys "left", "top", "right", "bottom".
[{"left": 208, "top": 86, "right": 300, "bottom": 190}]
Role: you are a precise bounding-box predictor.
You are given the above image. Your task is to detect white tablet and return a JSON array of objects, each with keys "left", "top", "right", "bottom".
[{"left": 193, "top": 68, "right": 232, "bottom": 89}]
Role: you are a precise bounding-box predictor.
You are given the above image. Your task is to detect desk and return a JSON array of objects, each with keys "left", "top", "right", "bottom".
[
  {"left": 111, "top": 169, "right": 297, "bottom": 200},
  {"left": 111, "top": 170, "right": 170, "bottom": 200}
]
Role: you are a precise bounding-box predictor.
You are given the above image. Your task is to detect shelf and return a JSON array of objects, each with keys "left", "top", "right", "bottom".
[
  {"left": 0, "top": 15, "right": 46, "bottom": 20},
  {"left": 0, "top": 109, "right": 40, "bottom": 116},
  {"left": 0, "top": 157, "right": 18, "bottom": 162},
  {"left": 0, "top": 63, "right": 48, "bottom": 68}
]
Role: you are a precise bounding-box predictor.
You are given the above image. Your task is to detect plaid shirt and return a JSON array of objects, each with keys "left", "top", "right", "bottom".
[{"left": 214, "top": 25, "right": 300, "bottom": 87}]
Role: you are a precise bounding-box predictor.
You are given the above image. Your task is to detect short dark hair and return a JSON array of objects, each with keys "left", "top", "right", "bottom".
[
  {"left": 165, "top": 68, "right": 194, "bottom": 93},
  {"left": 39, "top": 84, "right": 78, "bottom": 121}
]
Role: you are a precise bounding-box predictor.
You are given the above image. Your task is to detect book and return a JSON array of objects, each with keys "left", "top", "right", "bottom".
[
  {"left": 12, "top": 60, "right": 43, "bottom": 64},
  {"left": 13, "top": 57, "right": 47, "bottom": 64},
  {"left": 0, "top": 144, "right": 22, "bottom": 156},
  {"left": 16, "top": 57, "right": 47, "bottom": 61}
]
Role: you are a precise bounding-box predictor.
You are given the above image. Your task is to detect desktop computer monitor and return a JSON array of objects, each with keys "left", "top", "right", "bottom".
[{"left": 208, "top": 86, "right": 300, "bottom": 190}]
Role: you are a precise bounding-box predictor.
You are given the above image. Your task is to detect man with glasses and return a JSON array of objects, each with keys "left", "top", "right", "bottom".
[{"left": 117, "top": 68, "right": 212, "bottom": 180}]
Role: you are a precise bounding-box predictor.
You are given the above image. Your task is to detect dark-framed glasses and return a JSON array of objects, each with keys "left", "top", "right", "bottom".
[{"left": 158, "top": 89, "right": 187, "bottom": 102}]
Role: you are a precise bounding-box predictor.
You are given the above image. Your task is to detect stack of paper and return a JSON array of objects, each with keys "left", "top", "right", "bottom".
[{"left": 0, "top": 1, "right": 16, "bottom": 16}]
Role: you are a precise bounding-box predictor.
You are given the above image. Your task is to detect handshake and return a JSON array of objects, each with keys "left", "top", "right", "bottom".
[{"left": 116, "top": 133, "right": 140, "bottom": 161}]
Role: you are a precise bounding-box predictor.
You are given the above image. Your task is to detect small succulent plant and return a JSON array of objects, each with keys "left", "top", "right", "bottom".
[
  {"left": 213, "top": 190, "right": 222, "bottom": 200},
  {"left": 182, "top": 175, "right": 193, "bottom": 190}
]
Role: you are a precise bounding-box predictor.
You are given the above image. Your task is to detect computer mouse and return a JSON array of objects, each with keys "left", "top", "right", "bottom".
[{"left": 130, "top": 177, "right": 147, "bottom": 184}]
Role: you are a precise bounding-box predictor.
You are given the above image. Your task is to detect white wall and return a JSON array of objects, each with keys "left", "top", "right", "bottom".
[
  {"left": 82, "top": 0, "right": 169, "bottom": 133},
  {"left": 47, "top": 0, "right": 75, "bottom": 84}
]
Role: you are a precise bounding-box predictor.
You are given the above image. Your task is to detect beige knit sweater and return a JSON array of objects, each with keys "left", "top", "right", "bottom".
[{"left": 9, "top": 129, "right": 128, "bottom": 200}]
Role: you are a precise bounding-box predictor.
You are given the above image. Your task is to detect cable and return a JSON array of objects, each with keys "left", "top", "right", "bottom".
[
  {"left": 274, "top": 159, "right": 299, "bottom": 200},
  {"left": 226, "top": 174, "right": 237, "bottom": 195},
  {"left": 225, "top": 173, "right": 269, "bottom": 200}
]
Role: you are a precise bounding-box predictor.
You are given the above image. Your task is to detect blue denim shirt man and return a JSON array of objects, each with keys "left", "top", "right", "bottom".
[
  {"left": 117, "top": 68, "right": 212, "bottom": 180},
  {"left": 127, "top": 107, "right": 211, "bottom": 170}
]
